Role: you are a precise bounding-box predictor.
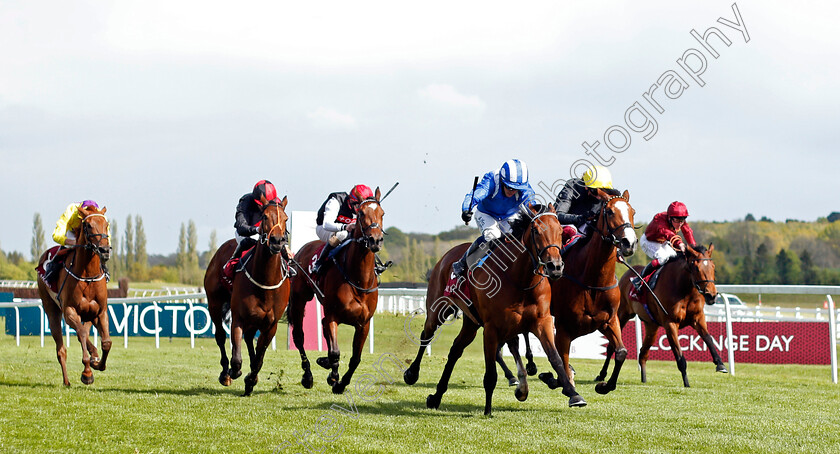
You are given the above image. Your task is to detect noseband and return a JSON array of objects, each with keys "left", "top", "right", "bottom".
[
  {"left": 688, "top": 257, "right": 716, "bottom": 299},
  {"left": 81, "top": 214, "right": 111, "bottom": 258},
  {"left": 594, "top": 196, "right": 633, "bottom": 247},
  {"left": 526, "top": 211, "right": 563, "bottom": 278},
  {"left": 354, "top": 198, "right": 382, "bottom": 250}
]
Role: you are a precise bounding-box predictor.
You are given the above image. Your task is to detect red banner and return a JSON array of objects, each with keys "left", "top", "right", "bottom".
[{"left": 621, "top": 321, "right": 831, "bottom": 365}]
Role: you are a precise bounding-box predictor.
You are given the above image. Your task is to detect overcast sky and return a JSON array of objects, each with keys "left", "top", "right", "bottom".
[{"left": 2, "top": 1, "right": 838, "bottom": 256}]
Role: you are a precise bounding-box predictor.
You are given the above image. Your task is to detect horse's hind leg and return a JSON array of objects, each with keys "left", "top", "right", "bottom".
[
  {"left": 595, "top": 317, "right": 627, "bottom": 395},
  {"left": 638, "top": 322, "right": 659, "bottom": 383},
  {"left": 427, "top": 320, "right": 479, "bottom": 411},
  {"left": 495, "top": 347, "right": 518, "bottom": 386},
  {"left": 244, "top": 325, "right": 276, "bottom": 397},
  {"left": 522, "top": 334, "right": 538, "bottom": 376},
  {"left": 404, "top": 307, "right": 445, "bottom": 385},
  {"left": 288, "top": 287, "right": 315, "bottom": 389},
  {"left": 332, "top": 322, "right": 370, "bottom": 395},
  {"left": 504, "top": 336, "right": 529, "bottom": 402},
  {"left": 43, "top": 299, "right": 70, "bottom": 386},
  {"left": 90, "top": 308, "right": 112, "bottom": 371},
  {"left": 482, "top": 331, "right": 500, "bottom": 416},
  {"left": 229, "top": 314, "right": 244, "bottom": 381},
  {"left": 595, "top": 336, "right": 615, "bottom": 382},
  {"left": 663, "top": 322, "right": 689, "bottom": 387}
]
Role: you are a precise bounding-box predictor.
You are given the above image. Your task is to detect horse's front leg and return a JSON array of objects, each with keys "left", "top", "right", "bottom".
[
  {"left": 332, "top": 321, "right": 370, "bottom": 395},
  {"left": 595, "top": 316, "right": 627, "bottom": 395},
  {"left": 316, "top": 317, "right": 341, "bottom": 388},
  {"left": 244, "top": 324, "right": 277, "bottom": 396},
  {"left": 522, "top": 334, "right": 538, "bottom": 376},
  {"left": 482, "top": 330, "right": 500, "bottom": 417},
  {"left": 66, "top": 309, "right": 94, "bottom": 385},
  {"left": 535, "top": 318, "right": 585, "bottom": 407},
  {"left": 43, "top": 299, "right": 70, "bottom": 386},
  {"left": 229, "top": 313, "right": 244, "bottom": 380},
  {"left": 693, "top": 320, "right": 728, "bottom": 373},
  {"left": 90, "top": 306, "right": 112, "bottom": 371}
]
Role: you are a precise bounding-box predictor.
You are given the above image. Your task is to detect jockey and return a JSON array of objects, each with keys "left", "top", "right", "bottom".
[
  {"left": 224, "top": 180, "right": 280, "bottom": 279},
  {"left": 311, "top": 184, "right": 374, "bottom": 274},
  {"left": 636, "top": 201, "right": 696, "bottom": 285},
  {"left": 554, "top": 165, "right": 617, "bottom": 237},
  {"left": 44, "top": 200, "right": 104, "bottom": 282},
  {"left": 453, "top": 159, "right": 535, "bottom": 278}
]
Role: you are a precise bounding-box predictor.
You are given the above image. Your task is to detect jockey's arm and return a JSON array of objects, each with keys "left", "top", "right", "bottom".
[
  {"left": 52, "top": 203, "right": 80, "bottom": 246},
  {"left": 321, "top": 197, "right": 351, "bottom": 232}
]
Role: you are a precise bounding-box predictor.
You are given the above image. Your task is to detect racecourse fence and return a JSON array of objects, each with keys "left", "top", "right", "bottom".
[{"left": 2, "top": 285, "right": 838, "bottom": 383}]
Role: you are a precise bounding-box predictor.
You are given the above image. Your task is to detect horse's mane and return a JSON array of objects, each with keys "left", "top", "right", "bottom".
[
  {"left": 602, "top": 188, "right": 622, "bottom": 197},
  {"left": 509, "top": 204, "right": 550, "bottom": 239},
  {"left": 675, "top": 244, "right": 706, "bottom": 261}
]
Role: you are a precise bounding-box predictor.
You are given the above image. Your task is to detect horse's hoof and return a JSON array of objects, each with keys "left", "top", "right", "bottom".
[
  {"left": 219, "top": 373, "right": 232, "bottom": 387},
  {"left": 595, "top": 381, "right": 614, "bottom": 395},
  {"left": 568, "top": 395, "right": 587, "bottom": 407},
  {"left": 332, "top": 383, "right": 346, "bottom": 394},
  {"left": 245, "top": 373, "right": 258, "bottom": 388},
  {"left": 90, "top": 358, "right": 103, "bottom": 371},
  {"left": 538, "top": 372, "right": 558, "bottom": 389},
  {"left": 230, "top": 369, "right": 242, "bottom": 380},
  {"left": 327, "top": 373, "right": 339, "bottom": 387},
  {"left": 526, "top": 362, "right": 538, "bottom": 376},
  {"left": 81, "top": 373, "right": 94, "bottom": 385},
  {"left": 514, "top": 387, "right": 528, "bottom": 402},
  {"left": 403, "top": 368, "right": 419, "bottom": 386},
  {"left": 507, "top": 377, "right": 519, "bottom": 386},
  {"left": 483, "top": 408, "right": 493, "bottom": 417},
  {"left": 716, "top": 364, "right": 729, "bottom": 374},
  {"left": 301, "top": 372, "right": 314, "bottom": 389},
  {"left": 241, "top": 388, "right": 252, "bottom": 397},
  {"left": 316, "top": 357, "right": 332, "bottom": 370},
  {"left": 426, "top": 394, "right": 441, "bottom": 410}
]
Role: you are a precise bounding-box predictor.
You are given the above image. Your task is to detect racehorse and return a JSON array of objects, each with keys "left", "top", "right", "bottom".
[
  {"left": 405, "top": 204, "right": 585, "bottom": 416},
  {"left": 37, "top": 205, "right": 111, "bottom": 386},
  {"left": 288, "top": 187, "right": 385, "bottom": 394},
  {"left": 599, "top": 244, "right": 726, "bottom": 387},
  {"left": 537, "top": 189, "right": 638, "bottom": 395},
  {"left": 204, "top": 197, "right": 290, "bottom": 396}
]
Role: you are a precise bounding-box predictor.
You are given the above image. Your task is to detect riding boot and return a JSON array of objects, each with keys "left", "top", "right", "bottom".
[
  {"left": 44, "top": 247, "right": 72, "bottom": 283},
  {"left": 452, "top": 236, "right": 487, "bottom": 277},
  {"left": 633, "top": 260, "right": 660, "bottom": 292},
  {"left": 224, "top": 242, "right": 248, "bottom": 278},
  {"left": 312, "top": 244, "right": 335, "bottom": 275}
]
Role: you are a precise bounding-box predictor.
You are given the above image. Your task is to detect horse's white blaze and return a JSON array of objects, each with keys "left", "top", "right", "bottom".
[
  {"left": 614, "top": 201, "right": 636, "bottom": 243},
  {"left": 703, "top": 260, "right": 710, "bottom": 267}
]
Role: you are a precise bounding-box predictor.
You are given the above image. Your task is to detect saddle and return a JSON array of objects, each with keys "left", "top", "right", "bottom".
[
  {"left": 308, "top": 239, "right": 353, "bottom": 274},
  {"left": 628, "top": 266, "right": 664, "bottom": 303},
  {"left": 221, "top": 246, "right": 255, "bottom": 291},
  {"left": 36, "top": 246, "right": 64, "bottom": 293}
]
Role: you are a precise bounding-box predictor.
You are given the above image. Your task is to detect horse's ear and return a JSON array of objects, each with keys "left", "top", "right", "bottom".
[
  {"left": 708, "top": 243, "right": 715, "bottom": 255},
  {"left": 101, "top": 207, "right": 107, "bottom": 214},
  {"left": 375, "top": 186, "right": 381, "bottom": 201},
  {"left": 280, "top": 196, "right": 288, "bottom": 209},
  {"left": 622, "top": 189, "right": 630, "bottom": 202}
]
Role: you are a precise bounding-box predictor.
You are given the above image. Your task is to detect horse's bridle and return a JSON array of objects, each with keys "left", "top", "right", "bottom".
[
  {"left": 258, "top": 202, "right": 288, "bottom": 255},
  {"left": 525, "top": 211, "right": 564, "bottom": 279},
  {"left": 687, "top": 256, "right": 716, "bottom": 301},
  {"left": 593, "top": 195, "right": 633, "bottom": 248},
  {"left": 80, "top": 214, "right": 111, "bottom": 259},
  {"left": 354, "top": 198, "right": 383, "bottom": 251}
]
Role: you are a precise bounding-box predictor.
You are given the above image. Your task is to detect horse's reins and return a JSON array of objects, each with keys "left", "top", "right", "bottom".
[
  {"left": 334, "top": 198, "right": 383, "bottom": 294},
  {"left": 241, "top": 203, "right": 290, "bottom": 290},
  {"left": 56, "top": 214, "right": 111, "bottom": 304},
  {"left": 616, "top": 254, "right": 669, "bottom": 318},
  {"left": 688, "top": 256, "right": 716, "bottom": 301},
  {"left": 560, "top": 196, "right": 627, "bottom": 292}
]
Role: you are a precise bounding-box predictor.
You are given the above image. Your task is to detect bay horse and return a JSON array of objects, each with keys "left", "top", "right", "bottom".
[
  {"left": 204, "top": 197, "right": 290, "bottom": 396},
  {"left": 37, "top": 205, "right": 111, "bottom": 386},
  {"left": 288, "top": 187, "right": 385, "bottom": 394},
  {"left": 537, "top": 189, "right": 638, "bottom": 395},
  {"left": 599, "top": 244, "right": 726, "bottom": 387},
  {"left": 405, "top": 204, "right": 585, "bottom": 416}
]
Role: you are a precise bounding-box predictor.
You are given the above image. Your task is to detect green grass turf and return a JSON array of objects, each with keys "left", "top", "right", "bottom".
[{"left": 1, "top": 313, "right": 838, "bottom": 453}]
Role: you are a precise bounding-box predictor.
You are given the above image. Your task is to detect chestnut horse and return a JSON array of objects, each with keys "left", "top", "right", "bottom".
[
  {"left": 599, "top": 244, "right": 726, "bottom": 387},
  {"left": 204, "top": 197, "right": 290, "bottom": 396},
  {"left": 537, "top": 190, "right": 637, "bottom": 395},
  {"left": 37, "top": 205, "right": 112, "bottom": 386},
  {"left": 288, "top": 188, "right": 385, "bottom": 394},
  {"left": 405, "top": 204, "right": 585, "bottom": 416}
]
